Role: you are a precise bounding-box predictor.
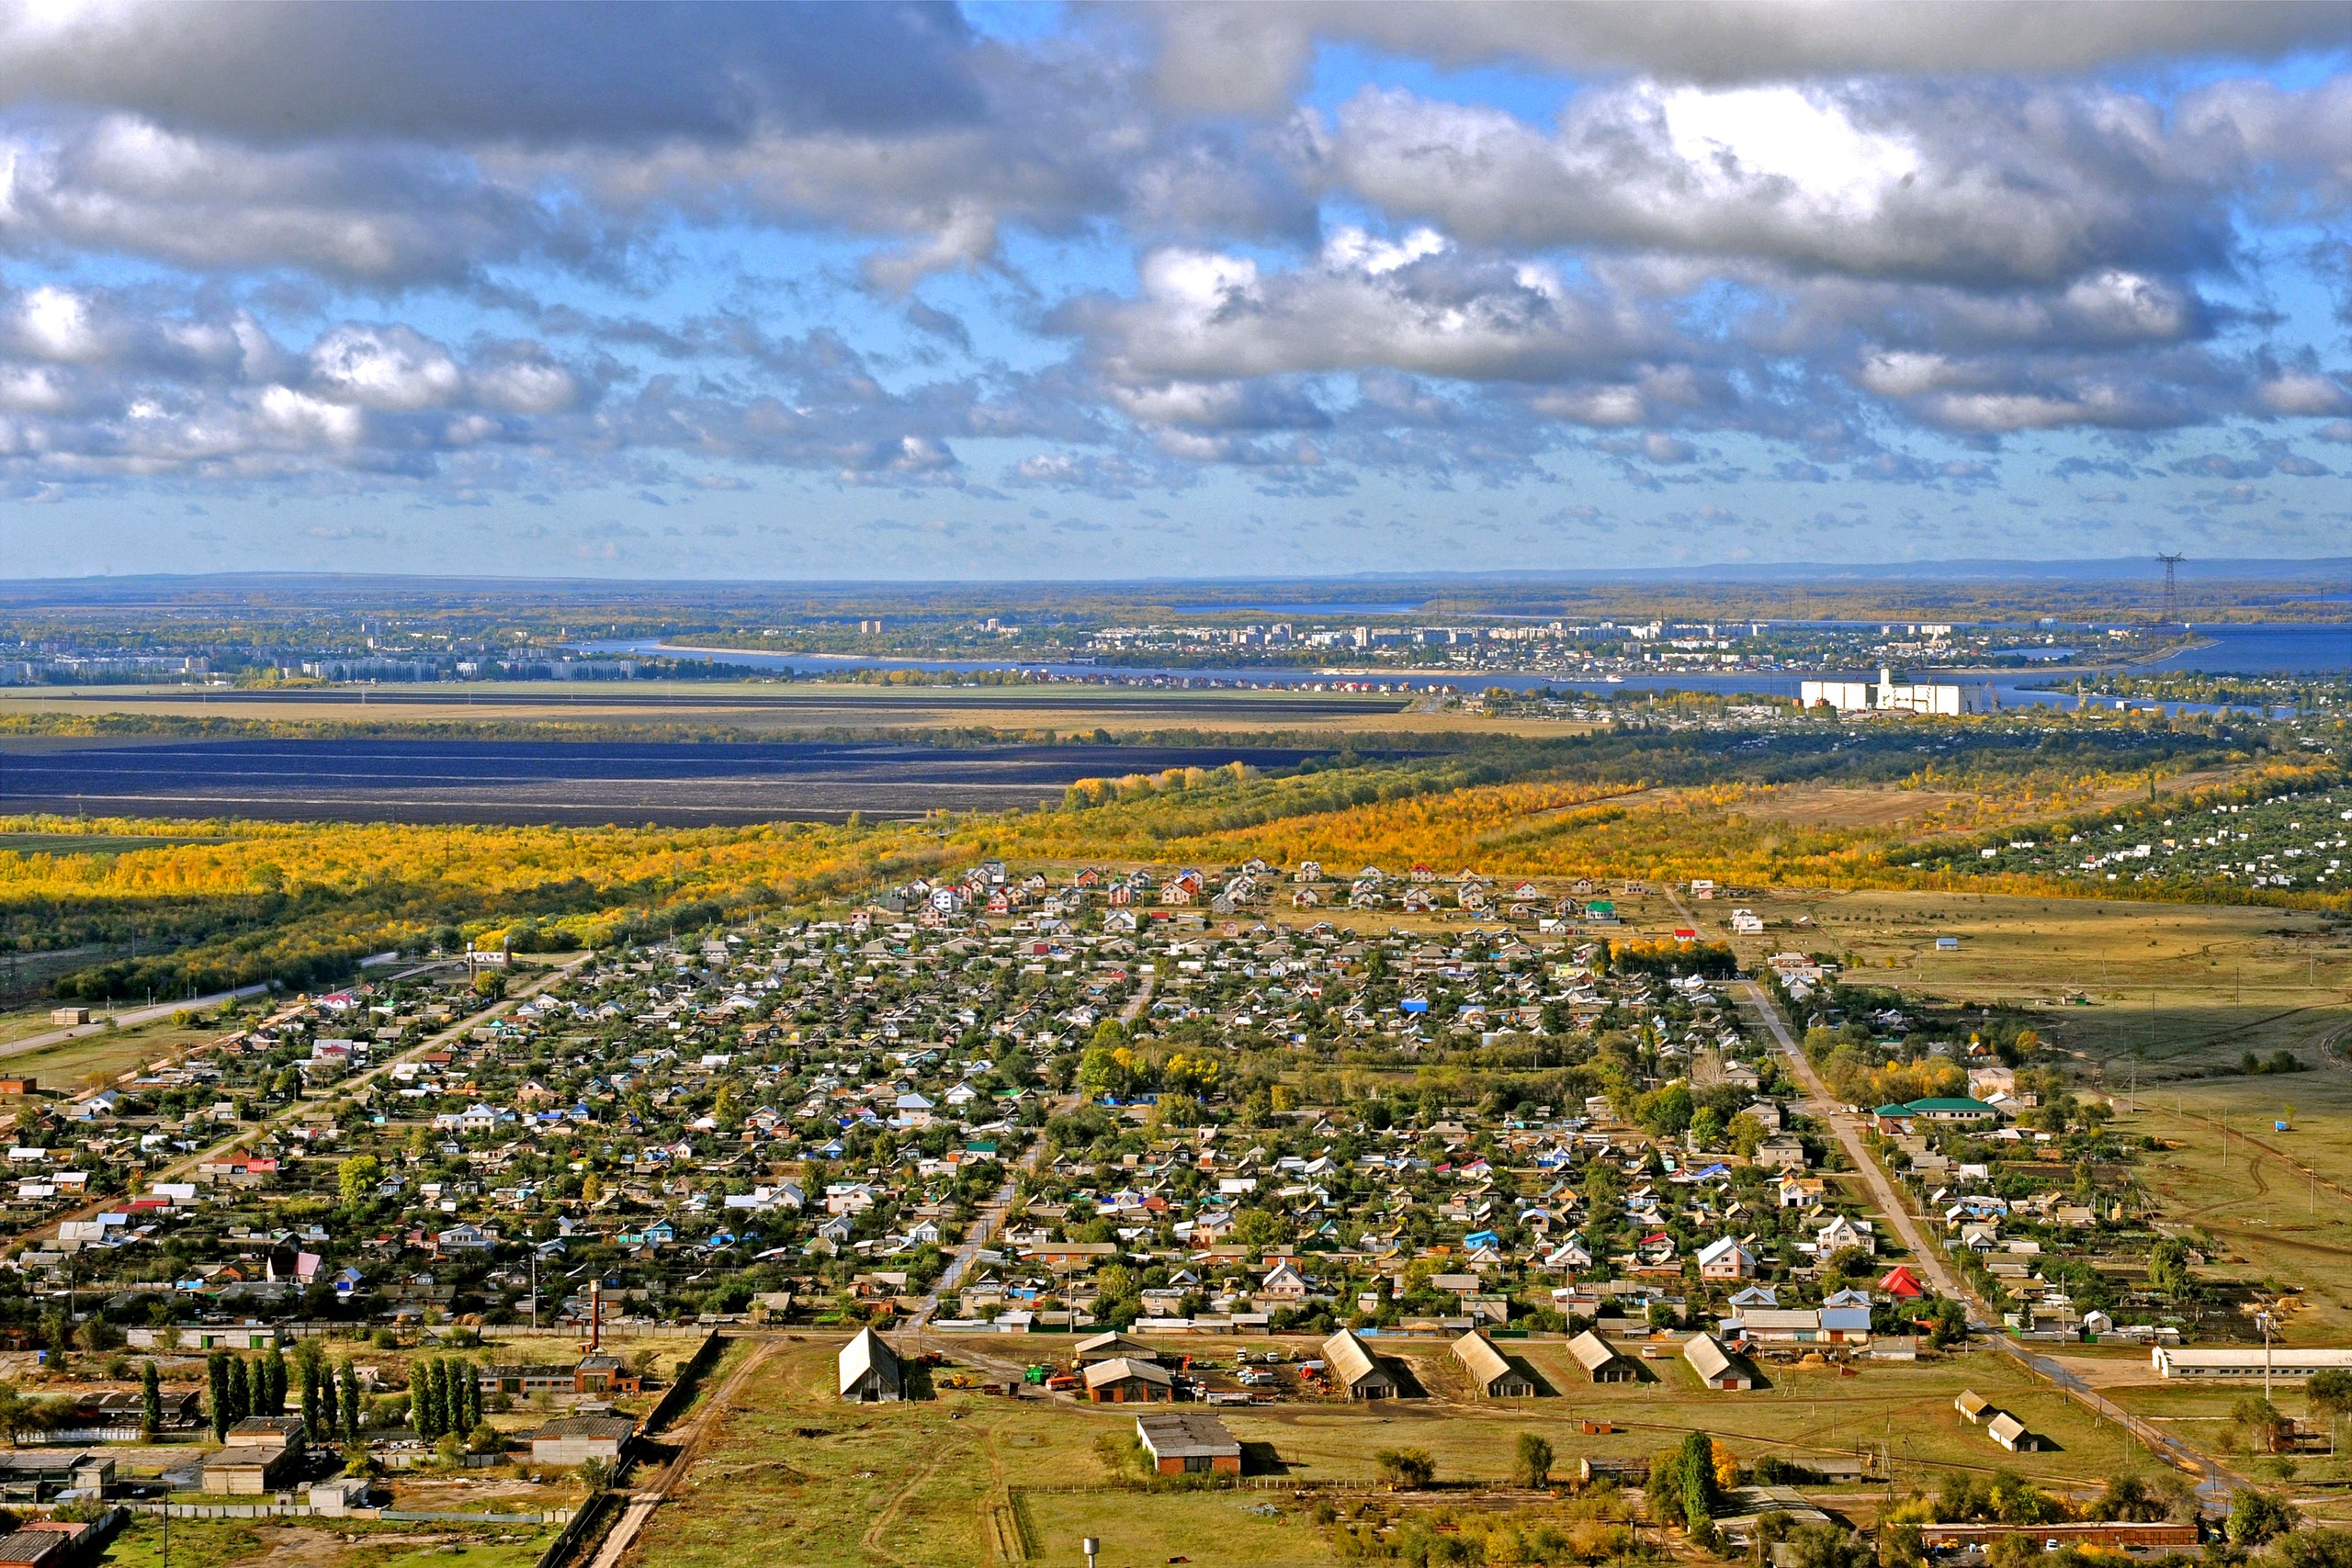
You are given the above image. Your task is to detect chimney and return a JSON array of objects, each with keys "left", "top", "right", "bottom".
[{"left": 588, "top": 1279, "right": 602, "bottom": 1352}]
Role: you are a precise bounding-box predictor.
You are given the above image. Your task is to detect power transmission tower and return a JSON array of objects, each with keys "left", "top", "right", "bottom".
[{"left": 2156, "top": 551, "right": 2185, "bottom": 625}]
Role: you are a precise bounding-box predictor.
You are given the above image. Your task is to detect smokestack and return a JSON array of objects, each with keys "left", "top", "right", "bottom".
[{"left": 589, "top": 1279, "right": 602, "bottom": 1352}]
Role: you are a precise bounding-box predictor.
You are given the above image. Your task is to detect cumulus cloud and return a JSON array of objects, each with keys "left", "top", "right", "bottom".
[
  {"left": 1063, "top": 238, "right": 1663, "bottom": 387},
  {"left": 1320, "top": 81, "right": 2233, "bottom": 289},
  {"left": 0, "top": 0, "right": 2337, "bottom": 530},
  {"left": 1145, "top": 2, "right": 2352, "bottom": 113},
  {"left": 0, "top": 1, "right": 986, "bottom": 144}
]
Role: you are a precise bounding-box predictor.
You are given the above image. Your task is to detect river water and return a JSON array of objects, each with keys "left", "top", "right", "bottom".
[{"left": 588, "top": 620, "right": 2346, "bottom": 712}]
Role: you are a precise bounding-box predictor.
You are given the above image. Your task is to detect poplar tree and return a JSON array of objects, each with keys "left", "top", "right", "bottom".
[
  {"left": 207, "top": 1352, "right": 231, "bottom": 1441},
  {"left": 264, "top": 1347, "right": 288, "bottom": 1416},
  {"left": 140, "top": 1361, "right": 163, "bottom": 1443},
  {"left": 409, "top": 1361, "right": 434, "bottom": 1438},
  {"left": 300, "top": 1355, "right": 321, "bottom": 1438},
  {"left": 338, "top": 1359, "right": 362, "bottom": 1445}
]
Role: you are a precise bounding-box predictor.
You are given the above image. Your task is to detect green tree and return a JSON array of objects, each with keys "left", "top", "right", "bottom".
[
  {"left": 338, "top": 1359, "right": 362, "bottom": 1445},
  {"left": 1781, "top": 1523, "right": 1873, "bottom": 1568},
  {"left": 300, "top": 1355, "right": 321, "bottom": 1440},
  {"left": 409, "top": 1361, "right": 434, "bottom": 1438},
  {"left": 140, "top": 1361, "right": 163, "bottom": 1443},
  {"left": 1677, "top": 1430, "right": 1721, "bottom": 1533},
  {"left": 2147, "top": 1238, "right": 2193, "bottom": 1300},
  {"left": 2311, "top": 1370, "right": 2352, "bottom": 1452},
  {"left": 337, "top": 1155, "right": 383, "bottom": 1206},
  {"left": 0, "top": 1383, "right": 46, "bottom": 1447},
  {"left": 208, "top": 1352, "right": 232, "bottom": 1441},
  {"left": 228, "top": 1356, "right": 252, "bottom": 1424},
  {"left": 263, "top": 1346, "right": 288, "bottom": 1416},
  {"left": 1513, "top": 1432, "right": 1554, "bottom": 1488},
  {"left": 2233, "top": 1395, "right": 2290, "bottom": 1455},
  {"left": 1726, "top": 1112, "right": 1768, "bottom": 1160},
  {"left": 1374, "top": 1448, "right": 1435, "bottom": 1489},
  {"left": 2228, "top": 1486, "right": 2299, "bottom": 1547},
  {"left": 2271, "top": 1528, "right": 2352, "bottom": 1568}
]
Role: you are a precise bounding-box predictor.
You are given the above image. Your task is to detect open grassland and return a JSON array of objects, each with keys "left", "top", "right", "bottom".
[
  {"left": 97, "top": 1519, "right": 558, "bottom": 1568},
  {"left": 0, "top": 1011, "right": 229, "bottom": 1085},
  {"left": 630, "top": 1334, "right": 2155, "bottom": 1568},
  {"left": 2106, "top": 1073, "right": 2352, "bottom": 1343},
  {"left": 1724, "top": 888, "right": 2352, "bottom": 1063},
  {"left": 2095, "top": 1378, "right": 2352, "bottom": 1496}
]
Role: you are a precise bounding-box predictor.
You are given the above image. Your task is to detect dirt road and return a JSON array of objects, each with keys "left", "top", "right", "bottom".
[{"left": 592, "top": 1337, "right": 779, "bottom": 1568}]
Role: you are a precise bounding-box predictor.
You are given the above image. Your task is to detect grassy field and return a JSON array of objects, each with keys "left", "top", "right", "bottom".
[
  {"left": 628, "top": 1333, "right": 2161, "bottom": 1568},
  {"left": 2105, "top": 1074, "right": 2352, "bottom": 1343},
  {"left": 1722, "top": 888, "right": 2352, "bottom": 1067},
  {"left": 97, "top": 1518, "right": 558, "bottom": 1568},
  {"left": 0, "top": 1014, "right": 229, "bottom": 1088}
]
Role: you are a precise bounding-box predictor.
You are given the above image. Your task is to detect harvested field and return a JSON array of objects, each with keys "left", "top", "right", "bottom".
[{"left": 0, "top": 737, "right": 1365, "bottom": 826}]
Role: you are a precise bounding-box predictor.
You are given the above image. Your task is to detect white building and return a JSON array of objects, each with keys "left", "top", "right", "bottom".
[
  {"left": 1801, "top": 668, "right": 1995, "bottom": 716},
  {"left": 2152, "top": 1346, "right": 2352, "bottom": 1380}
]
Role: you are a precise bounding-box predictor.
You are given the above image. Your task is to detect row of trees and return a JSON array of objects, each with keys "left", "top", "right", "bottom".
[
  {"left": 296, "top": 1341, "right": 366, "bottom": 1448},
  {"left": 409, "top": 1355, "right": 484, "bottom": 1443},
  {"left": 205, "top": 1348, "right": 288, "bottom": 1441}
]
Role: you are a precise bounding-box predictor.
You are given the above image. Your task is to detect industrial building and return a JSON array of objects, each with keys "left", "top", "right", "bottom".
[
  {"left": 1321, "top": 1328, "right": 1399, "bottom": 1399},
  {"left": 2151, "top": 1346, "right": 2352, "bottom": 1380},
  {"left": 1801, "top": 668, "right": 1996, "bottom": 716}
]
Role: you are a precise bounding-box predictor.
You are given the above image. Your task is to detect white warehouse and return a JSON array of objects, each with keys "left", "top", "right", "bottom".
[
  {"left": 2152, "top": 1346, "right": 2352, "bottom": 1381},
  {"left": 1801, "top": 668, "right": 1996, "bottom": 717}
]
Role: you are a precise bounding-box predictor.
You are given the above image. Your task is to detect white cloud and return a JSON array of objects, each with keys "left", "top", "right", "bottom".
[{"left": 308, "top": 326, "right": 463, "bottom": 412}]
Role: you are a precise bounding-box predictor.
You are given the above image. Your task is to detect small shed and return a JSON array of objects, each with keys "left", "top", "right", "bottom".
[
  {"left": 1321, "top": 1329, "right": 1398, "bottom": 1400},
  {"left": 1136, "top": 1412, "right": 1241, "bottom": 1474},
  {"left": 839, "top": 1326, "right": 905, "bottom": 1404},
  {"left": 1452, "top": 1329, "right": 1534, "bottom": 1399},
  {"left": 1083, "top": 1357, "right": 1173, "bottom": 1404},
  {"left": 1986, "top": 1412, "right": 2041, "bottom": 1452},
  {"left": 1954, "top": 1390, "right": 1991, "bottom": 1424}
]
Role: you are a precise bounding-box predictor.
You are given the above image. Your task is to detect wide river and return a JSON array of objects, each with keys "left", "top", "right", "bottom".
[{"left": 599, "top": 621, "right": 2349, "bottom": 709}]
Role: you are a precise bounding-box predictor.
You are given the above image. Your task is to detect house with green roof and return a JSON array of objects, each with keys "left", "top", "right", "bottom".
[{"left": 1876, "top": 1097, "right": 2000, "bottom": 1128}]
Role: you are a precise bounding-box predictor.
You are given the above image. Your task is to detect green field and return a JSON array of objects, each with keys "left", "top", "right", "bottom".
[
  {"left": 97, "top": 1517, "right": 558, "bottom": 1568},
  {"left": 628, "top": 1333, "right": 2165, "bottom": 1568}
]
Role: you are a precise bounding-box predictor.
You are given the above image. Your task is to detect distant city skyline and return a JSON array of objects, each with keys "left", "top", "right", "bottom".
[{"left": 0, "top": 1, "right": 2348, "bottom": 579}]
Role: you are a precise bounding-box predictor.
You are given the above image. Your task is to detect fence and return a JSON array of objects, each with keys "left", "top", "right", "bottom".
[
  {"left": 381, "top": 1450, "right": 506, "bottom": 1471},
  {"left": 130, "top": 1501, "right": 574, "bottom": 1523},
  {"left": 263, "top": 1321, "right": 686, "bottom": 1344},
  {"left": 639, "top": 1329, "right": 726, "bottom": 1438},
  {"left": 535, "top": 1487, "right": 617, "bottom": 1568}
]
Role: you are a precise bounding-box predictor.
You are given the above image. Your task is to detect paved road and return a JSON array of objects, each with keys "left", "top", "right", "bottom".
[
  {"left": 1730, "top": 975, "right": 1975, "bottom": 1311},
  {"left": 1, "top": 984, "right": 272, "bottom": 1063},
  {"left": 909, "top": 1091, "right": 1079, "bottom": 1329},
  {"left": 1989, "top": 1336, "right": 2239, "bottom": 1505},
  {"left": 1664, "top": 888, "right": 1975, "bottom": 1311}
]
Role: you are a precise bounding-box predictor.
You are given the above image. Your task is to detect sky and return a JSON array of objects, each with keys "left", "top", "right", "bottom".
[{"left": 1, "top": 1, "right": 2350, "bottom": 581}]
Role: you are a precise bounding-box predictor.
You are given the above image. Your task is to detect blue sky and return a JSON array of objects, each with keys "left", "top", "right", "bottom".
[{"left": 0, "top": 0, "right": 2347, "bottom": 580}]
